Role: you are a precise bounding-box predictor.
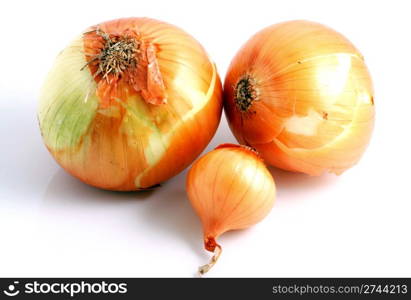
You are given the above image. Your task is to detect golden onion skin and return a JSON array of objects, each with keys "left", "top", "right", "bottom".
[
  {"left": 186, "top": 143, "right": 276, "bottom": 274},
  {"left": 39, "top": 18, "right": 222, "bottom": 190},
  {"left": 224, "top": 20, "right": 375, "bottom": 176},
  {"left": 186, "top": 144, "right": 276, "bottom": 250}
]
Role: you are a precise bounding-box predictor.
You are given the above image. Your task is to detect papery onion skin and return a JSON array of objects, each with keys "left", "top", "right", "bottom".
[
  {"left": 39, "top": 17, "right": 222, "bottom": 191},
  {"left": 186, "top": 144, "right": 276, "bottom": 254},
  {"left": 224, "top": 20, "right": 375, "bottom": 176}
]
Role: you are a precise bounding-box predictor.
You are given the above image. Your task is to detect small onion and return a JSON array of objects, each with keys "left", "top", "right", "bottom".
[
  {"left": 186, "top": 144, "right": 276, "bottom": 274},
  {"left": 39, "top": 18, "right": 222, "bottom": 190},
  {"left": 224, "top": 20, "right": 375, "bottom": 175}
]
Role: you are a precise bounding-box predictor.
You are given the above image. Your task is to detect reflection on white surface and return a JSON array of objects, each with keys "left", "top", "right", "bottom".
[
  {"left": 0, "top": 99, "right": 58, "bottom": 206},
  {"left": 41, "top": 168, "right": 206, "bottom": 273}
]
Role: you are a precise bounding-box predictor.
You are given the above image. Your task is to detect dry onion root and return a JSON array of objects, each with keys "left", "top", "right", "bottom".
[
  {"left": 38, "top": 17, "right": 222, "bottom": 191},
  {"left": 186, "top": 144, "right": 276, "bottom": 274},
  {"left": 224, "top": 20, "right": 375, "bottom": 176}
]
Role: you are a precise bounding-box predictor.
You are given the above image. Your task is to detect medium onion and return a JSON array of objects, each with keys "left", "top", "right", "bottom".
[
  {"left": 186, "top": 144, "right": 276, "bottom": 274},
  {"left": 224, "top": 20, "right": 375, "bottom": 175},
  {"left": 39, "top": 17, "right": 222, "bottom": 190}
]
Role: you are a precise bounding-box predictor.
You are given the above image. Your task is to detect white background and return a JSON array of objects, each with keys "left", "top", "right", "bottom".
[{"left": 1, "top": 0, "right": 410, "bottom": 277}]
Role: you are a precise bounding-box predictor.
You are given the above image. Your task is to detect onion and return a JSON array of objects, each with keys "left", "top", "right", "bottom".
[
  {"left": 224, "top": 20, "right": 375, "bottom": 175},
  {"left": 39, "top": 17, "right": 222, "bottom": 190},
  {"left": 186, "top": 144, "right": 276, "bottom": 274}
]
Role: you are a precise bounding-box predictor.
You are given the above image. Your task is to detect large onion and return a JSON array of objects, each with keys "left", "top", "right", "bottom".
[
  {"left": 39, "top": 17, "right": 222, "bottom": 190},
  {"left": 224, "top": 20, "right": 375, "bottom": 175}
]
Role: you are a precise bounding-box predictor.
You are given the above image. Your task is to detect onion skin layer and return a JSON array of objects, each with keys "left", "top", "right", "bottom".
[
  {"left": 39, "top": 18, "right": 222, "bottom": 191},
  {"left": 186, "top": 144, "right": 276, "bottom": 251},
  {"left": 224, "top": 20, "right": 375, "bottom": 176}
]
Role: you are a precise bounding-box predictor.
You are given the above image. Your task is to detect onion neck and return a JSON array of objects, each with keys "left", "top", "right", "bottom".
[
  {"left": 199, "top": 237, "right": 222, "bottom": 275},
  {"left": 234, "top": 75, "right": 258, "bottom": 112}
]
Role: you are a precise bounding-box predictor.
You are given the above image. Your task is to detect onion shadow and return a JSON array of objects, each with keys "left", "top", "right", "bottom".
[
  {"left": 268, "top": 166, "right": 339, "bottom": 202},
  {"left": 42, "top": 167, "right": 206, "bottom": 274},
  {"left": 138, "top": 170, "right": 206, "bottom": 262},
  {"left": 42, "top": 169, "right": 153, "bottom": 207}
]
